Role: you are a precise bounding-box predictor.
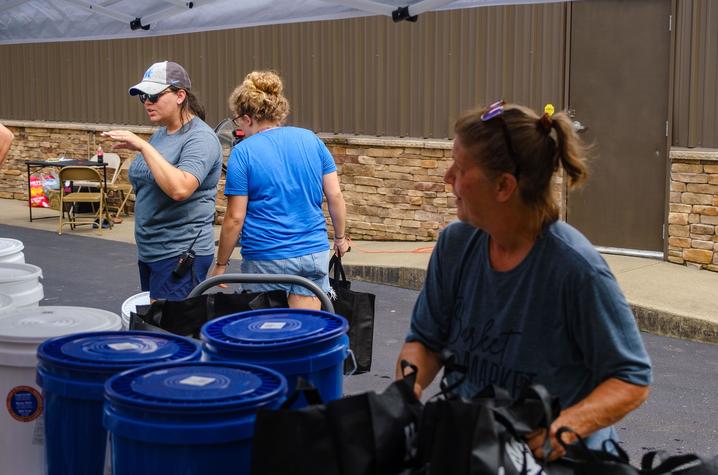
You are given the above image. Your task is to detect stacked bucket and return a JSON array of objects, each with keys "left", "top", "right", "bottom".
[
  {"left": 0, "top": 237, "right": 350, "bottom": 474},
  {"left": 30, "top": 308, "right": 348, "bottom": 475},
  {"left": 0, "top": 237, "right": 123, "bottom": 475},
  {"left": 0, "top": 238, "right": 43, "bottom": 310}
]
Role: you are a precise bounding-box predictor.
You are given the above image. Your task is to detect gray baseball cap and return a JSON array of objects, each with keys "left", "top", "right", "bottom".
[{"left": 128, "top": 61, "right": 192, "bottom": 96}]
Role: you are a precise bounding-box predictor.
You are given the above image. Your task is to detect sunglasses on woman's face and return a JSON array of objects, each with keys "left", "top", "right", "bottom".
[{"left": 138, "top": 88, "right": 174, "bottom": 104}]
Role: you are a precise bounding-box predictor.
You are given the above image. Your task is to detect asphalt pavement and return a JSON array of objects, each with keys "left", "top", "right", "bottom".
[{"left": 1, "top": 223, "right": 717, "bottom": 464}]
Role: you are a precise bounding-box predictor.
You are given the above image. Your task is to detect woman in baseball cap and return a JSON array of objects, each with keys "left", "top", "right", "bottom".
[{"left": 102, "top": 61, "right": 223, "bottom": 302}]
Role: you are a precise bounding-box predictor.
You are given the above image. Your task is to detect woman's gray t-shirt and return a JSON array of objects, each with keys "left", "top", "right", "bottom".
[{"left": 129, "top": 117, "right": 222, "bottom": 262}]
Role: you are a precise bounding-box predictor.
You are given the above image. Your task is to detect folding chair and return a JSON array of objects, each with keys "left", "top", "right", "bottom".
[
  {"left": 75, "top": 153, "right": 121, "bottom": 190},
  {"left": 57, "top": 166, "right": 110, "bottom": 235},
  {"left": 105, "top": 157, "right": 134, "bottom": 220}
]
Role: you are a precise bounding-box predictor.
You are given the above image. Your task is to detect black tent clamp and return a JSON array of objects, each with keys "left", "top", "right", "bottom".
[{"left": 392, "top": 6, "right": 418, "bottom": 22}]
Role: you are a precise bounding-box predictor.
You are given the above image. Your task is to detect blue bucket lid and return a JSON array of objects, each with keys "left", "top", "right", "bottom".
[
  {"left": 201, "top": 308, "right": 348, "bottom": 350},
  {"left": 37, "top": 331, "right": 201, "bottom": 373},
  {"left": 105, "top": 361, "right": 287, "bottom": 412}
]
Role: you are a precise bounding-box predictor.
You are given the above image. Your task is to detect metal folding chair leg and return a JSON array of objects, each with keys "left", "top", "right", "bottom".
[{"left": 113, "top": 189, "right": 132, "bottom": 220}]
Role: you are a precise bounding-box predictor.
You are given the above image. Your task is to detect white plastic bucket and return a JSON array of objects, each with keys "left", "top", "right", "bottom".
[
  {"left": 121, "top": 291, "right": 150, "bottom": 330},
  {"left": 0, "top": 294, "right": 15, "bottom": 315},
  {"left": 0, "top": 306, "right": 122, "bottom": 475},
  {"left": 0, "top": 239, "right": 25, "bottom": 264},
  {"left": 0, "top": 263, "right": 43, "bottom": 309}
]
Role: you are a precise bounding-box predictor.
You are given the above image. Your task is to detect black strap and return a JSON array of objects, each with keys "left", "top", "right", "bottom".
[
  {"left": 399, "top": 359, "right": 419, "bottom": 388},
  {"left": 522, "top": 384, "right": 556, "bottom": 462},
  {"left": 328, "top": 254, "right": 347, "bottom": 284},
  {"left": 602, "top": 438, "right": 630, "bottom": 463},
  {"left": 556, "top": 426, "right": 596, "bottom": 460},
  {"left": 280, "top": 377, "right": 325, "bottom": 408},
  {"left": 642, "top": 453, "right": 705, "bottom": 474},
  {"left": 430, "top": 350, "right": 467, "bottom": 400}
]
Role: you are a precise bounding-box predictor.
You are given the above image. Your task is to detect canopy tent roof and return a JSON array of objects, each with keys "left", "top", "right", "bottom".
[{"left": 1, "top": 0, "right": 570, "bottom": 45}]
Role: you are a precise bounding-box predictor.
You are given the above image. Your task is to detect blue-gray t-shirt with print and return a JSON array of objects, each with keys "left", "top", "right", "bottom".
[
  {"left": 407, "top": 220, "right": 652, "bottom": 447},
  {"left": 129, "top": 117, "right": 222, "bottom": 262}
]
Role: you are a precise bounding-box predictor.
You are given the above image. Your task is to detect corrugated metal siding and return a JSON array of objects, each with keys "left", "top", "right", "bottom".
[
  {"left": 673, "top": 0, "right": 718, "bottom": 147},
  {"left": 0, "top": 4, "right": 566, "bottom": 139}
]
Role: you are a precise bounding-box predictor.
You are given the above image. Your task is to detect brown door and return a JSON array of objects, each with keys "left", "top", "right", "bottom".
[{"left": 567, "top": 0, "right": 670, "bottom": 252}]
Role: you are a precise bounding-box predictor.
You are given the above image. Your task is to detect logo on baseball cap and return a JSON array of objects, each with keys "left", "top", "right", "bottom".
[{"left": 128, "top": 61, "right": 192, "bottom": 96}]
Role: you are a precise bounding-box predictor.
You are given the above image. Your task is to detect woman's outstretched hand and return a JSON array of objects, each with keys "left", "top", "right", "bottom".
[{"left": 101, "top": 130, "right": 146, "bottom": 152}]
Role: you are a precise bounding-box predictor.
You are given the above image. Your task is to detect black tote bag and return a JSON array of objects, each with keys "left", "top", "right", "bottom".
[
  {"left": 414, "top": 383, "right": 561, "bottom": 475},
  {"left": 329, "top": 254, "right": 376, "bottom": 374},
  {"left": 130, "top": 290, "right": 288, "bottom": 338},
  {"left": 546, "top": 428, "right": 642, "bottom": 475},
  {"left": 252, "top": 362, "right": 422, "bottom": 475}
]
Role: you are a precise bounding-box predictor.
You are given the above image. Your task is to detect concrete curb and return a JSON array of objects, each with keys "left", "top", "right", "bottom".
[
  {"left": 344, "top": 264, "right": 718, "bottom": 345},
  {"left": 632, "top": 305, "right": 718, "bottom": 345}
]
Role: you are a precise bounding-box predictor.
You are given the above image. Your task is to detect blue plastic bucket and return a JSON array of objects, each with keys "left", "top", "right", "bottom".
[
  {"left": 104, "top": 361, "right": 287, "bottom": 475},
  {"left": 201, "top": 308, "right": 349, "bottom": 405},
  {"left": 36, "top": 331, "right": 201, "bottom": 475}
]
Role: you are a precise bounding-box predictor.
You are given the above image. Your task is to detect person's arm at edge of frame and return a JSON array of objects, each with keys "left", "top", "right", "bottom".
[
  {"left": 209, "top": 194, "right": 248, "bottom": 280},
  {"left": 323, "top": 171, "right": 350, "bottom": 257},
  {"left": 0, "top": 124, "right": 14, "bottom": 167},
  {"left": 527, "top": 377, "right": 650, "bottom": 460},
  {"left": 395, "top": 341, "right": 444, "bottom": 400}
]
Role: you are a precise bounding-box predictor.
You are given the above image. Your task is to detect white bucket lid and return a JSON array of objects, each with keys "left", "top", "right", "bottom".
[
  {"left": 0, "top": 263, "right": 42, "bottom": 283},
  {"left": 121, "top": 291, "right": 151, "bottom": 320},
  {"left": 0, "top": 238, "right": 23, "bottom": 258},
  {"left": 0, "top": 294, "right": 15, "bottom": 315},
  {"left": 0, "top": 306, "right": 122, "bottom": 366}
]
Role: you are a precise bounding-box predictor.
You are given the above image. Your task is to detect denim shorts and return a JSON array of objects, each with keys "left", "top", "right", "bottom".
[{"left": 239, "top": 250, "right": 331, "bottom": 297}]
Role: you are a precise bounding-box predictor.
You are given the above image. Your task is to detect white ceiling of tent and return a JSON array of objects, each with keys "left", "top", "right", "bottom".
[{"left": 0, "top": 0, "right": 570, "bottom": 45}]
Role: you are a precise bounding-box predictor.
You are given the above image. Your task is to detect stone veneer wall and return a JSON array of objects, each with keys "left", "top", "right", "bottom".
[
  {"left": 3, "top": 121, "right": 565, "bottom": 242},
  {"left": 0, "top": 121, "right": 151, "bottom": 213},
  {"left": 668, "top": 148, "right": 718, "bottom": 271}
]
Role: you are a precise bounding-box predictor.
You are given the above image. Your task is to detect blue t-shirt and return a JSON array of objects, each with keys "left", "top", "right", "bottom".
[
  {"left": 224, "top": 126, "right": 337, "bottom": 260},
  {"left": 408, "top": 220, "right": 652, "bottom": 446},
  {"left": 129, "top": 117, "right": 222, "bottom": 262}
]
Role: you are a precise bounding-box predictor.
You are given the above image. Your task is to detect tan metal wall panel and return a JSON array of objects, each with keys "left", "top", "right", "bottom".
[
  {"left": 673, "top": 0, "right": 718, "bottom": 147},
  {"left": 0, "top": 4, "right": 565, "bottom": 139}
]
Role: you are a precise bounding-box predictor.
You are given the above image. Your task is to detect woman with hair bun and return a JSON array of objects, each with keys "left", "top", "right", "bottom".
[
  {"left": 211, "top": 71, "right": 349, "bottom": 309},
  {"left": 396, "top": 101, "right": 652, "bottom": 459}
]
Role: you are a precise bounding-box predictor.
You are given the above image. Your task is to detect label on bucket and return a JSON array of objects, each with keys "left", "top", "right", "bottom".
[
  {"left": 260, "top": 321, "right": 287, "bottom": 330},
  {"left": 108, "top": 342, "right": 141, "bottom": 351},
  {"left": 5, "top": 385, "right": 43, "bottom": 422},
  {"left": 179, "top": 376, "right": 216, "bottom": 387}
]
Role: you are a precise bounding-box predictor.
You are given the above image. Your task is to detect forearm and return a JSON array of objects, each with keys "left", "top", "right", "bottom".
[
  {"left": 553, "top": 377, "right": 650, "bottom": 442},
  {"left": 395, "top": 341, "right": 443, "bottom": 390},
  {"left": 216, "top": 216, "right": 244, "bottom": 265},
  {"left": 139, "top": 142, "right": 198, "bottom": 200},
  {"left": 327, "top": 193, "right": 346, "bottom": 238},
  {"left": 526, "top": 377, "right": 649, "bottom": 460}
]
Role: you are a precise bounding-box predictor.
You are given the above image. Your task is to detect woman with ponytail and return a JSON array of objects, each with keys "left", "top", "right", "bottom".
[
  {"left": 102, "top": 61, "right": 222, "bottom": 301},
  {"left": 396, "top": 101, "right": 651, "bottom": 459}
]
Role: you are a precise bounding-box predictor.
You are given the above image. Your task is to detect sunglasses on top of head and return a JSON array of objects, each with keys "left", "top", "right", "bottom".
[
  {"left": 138, "top": 88, "right": 174, "bottom": 104},
  {"left": 480, "top": 100, "right": 521, "bottom": 180}
]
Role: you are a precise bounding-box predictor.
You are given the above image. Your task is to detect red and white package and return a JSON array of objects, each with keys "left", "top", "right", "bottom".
[{"left": 30, "top": 174, "right": 50, "bottom": 208}]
